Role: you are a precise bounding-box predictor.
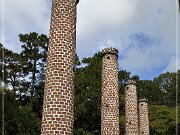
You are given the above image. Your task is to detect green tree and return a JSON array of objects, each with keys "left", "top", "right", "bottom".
[
  {"left": 136, "top": 80, "right": 158, "bottom": 103},
  {"left": 118, "top": 70, "right": 131, "bottom": 94},
  {"left": 0, "top": 45, "right": 22, "bottom": 97},
  {"left": 149, "top": 105, "right": 176, "bottom": 135},
  {"left": 153, "top": 72, "right": 176, "bottom": 107},
  {"left": 1, "top": 34, "right": 178, "bottom": 134},
  {"left": 19, "top": 32, "right": 48, "bottom": 100},
  {"left": 177, "top": 70, "right": 180, "bottom": 106},
  {"left": 74, "top": 128, "right": 93, "bottom": 135},
  {"left": 119, "top": 115, "right": 125, "bottom": 135},
  {"left": 118, "top": 70, "right": 131, "bottom": 134},
  {"left": 74, "top": 52, "right": 102, "bottom": 134},
  {"left": 0, "top": 87, "right": 41, "bottom": 134}
]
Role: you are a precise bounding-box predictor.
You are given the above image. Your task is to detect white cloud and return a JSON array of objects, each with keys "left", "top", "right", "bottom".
[
  {"left": 0, "top": 0, "right": 178, "bottom": 79},
  {"left": 162, "top": 56, "right": 180, "bottom": 73},
  {"left": 76, "top": 0, "right": 177, "bottom": 76},
  {"left": 76, "top": 0, "right": 136, "bottom": 57},
  {"left": 0, "top": 0, "right": 51, "bottom": 52},
  {"left": 77, "top": 0, "right": 135, "bottom": 40},
  {"left": 4, "top": 0, "right": 50, "bottom": 33}
]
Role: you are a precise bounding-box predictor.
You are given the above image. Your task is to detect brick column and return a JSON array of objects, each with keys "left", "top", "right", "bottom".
[
  {"left": 139, "top": 98, "right": 150, "bottom": 135},
  {"left": 125, "top": 80, "right": 138, "bottom": 135},
  {"left": 41, "top": 0, "right": 78, "bottom": 134},
  {"left": 101, "top": 48, "right": 120, "bottom": 135}
]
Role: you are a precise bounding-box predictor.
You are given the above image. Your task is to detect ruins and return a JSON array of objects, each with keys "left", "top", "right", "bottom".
[
  {"left": 41, "top": 0, "right": 149, "bottom": 134},
  {"left": 124, "top": 80, "right": 139, "bottom": 135},
  {"left": 139, "top": 98, "right": 150, "bottom": 135},
  {"left": 41, "top": 0, "right": 78, "bottom": 134},
  {"left": 101, "top": 48, "right": 119, "bottom": 135}
]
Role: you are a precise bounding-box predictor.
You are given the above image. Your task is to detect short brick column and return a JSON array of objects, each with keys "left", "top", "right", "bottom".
[
  {"left": 41, "top": 0, "right": 78, "bottom": 134},
  {"left": 125, "top": 80, "right": 138, "bottom": 135},
  {"left": 139, "top": 98, "right": 150, "bottom": 135},
  {"left": 101, "top": 48, "right": 120, "bottom": 135}
]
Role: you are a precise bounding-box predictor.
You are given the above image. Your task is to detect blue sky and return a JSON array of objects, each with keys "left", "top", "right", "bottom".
[{"left": 0, "top": 0, "right": 179, "bottom": 80}]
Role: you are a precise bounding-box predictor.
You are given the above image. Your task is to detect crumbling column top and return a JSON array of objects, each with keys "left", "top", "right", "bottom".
[
  {"left": 124, "top": 79, "right": 136, "bottom": 86},
  {"left": 139, "top": 98, "right": 148, "bottom": 103},
  {"left": 101, "top": 47, "right": 118, "bottom": 57}
]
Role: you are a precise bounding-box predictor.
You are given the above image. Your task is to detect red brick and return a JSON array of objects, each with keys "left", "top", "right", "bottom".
[{"left": 41, "top": 0, "right": 78, "bottom": 134}]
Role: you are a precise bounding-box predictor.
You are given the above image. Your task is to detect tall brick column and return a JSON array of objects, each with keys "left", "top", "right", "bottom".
[
  {"left": 139, "top": 98, "right": 150, "bottom": 135},
  {"left": 41, "top": 0, "right": 79, "bottom": 134},
  {"left": 125, "top": 80, "right": 138, "bottom": 135},
  {"left": 101, "top": 48, "right": 120, "bottom": 135}
]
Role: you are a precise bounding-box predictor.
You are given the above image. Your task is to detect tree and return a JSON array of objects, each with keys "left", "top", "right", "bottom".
[
  {"left": 1, "top": 33, "right": 178, "bottom": 134},
  {"left": 74, "top": 128, "right": 93, "bottom": 135},
  {"left": 19, "top": 32, "right": 48, "bottom": 101},
  {"left": 118, "top": 70, "right": 131, "bottom": 94},
  {"left": 177, "top": 70, "right": 180, "bottom": 106},
  {"left": 0, "top": 87, "right": 41, "bottom": 134},
  {"left": 153, "top": 72, "right": 176, "bottom": 107},
  {"left": 118, "top": 70, "right": 131, "bottom": 129},
  {"left": 0, "top": 45, "right": 22, "bottom": 97},
  {"left": 149, "top": 105, "right": 176, "bottom": 135},
  {"left": 74, "top": 52, "right": 102, "bottom": 134},
  {"left": 136, "top": 80, "right": 158, "bottom": 103}
]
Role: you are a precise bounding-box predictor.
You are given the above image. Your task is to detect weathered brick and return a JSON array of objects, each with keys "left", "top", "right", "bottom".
[
  {"left": 101, "top": 48, "right": 120, "bottom": 135},
  {"left": 139, "top": 98, "right": 150, "bottom": 135},
  {"left": 41, "top": 0, "right": 78, "bottom": 134},
  {"left": 124, "top": 80, "right": 139, "bottom": 135}
]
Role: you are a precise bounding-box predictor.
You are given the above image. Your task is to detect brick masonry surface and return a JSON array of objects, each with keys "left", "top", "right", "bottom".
[
  {"left": 139, "top": 99, "right": 150, "bottom": 135},
  {"left": 125, "top": 80, "right": 139, "bottom": 135},
  {"left": 41, "top": 0, "right": 78, "bottom": 134},
  {"left": 101, "top": 47, "right": 120, "bottom": 135}
]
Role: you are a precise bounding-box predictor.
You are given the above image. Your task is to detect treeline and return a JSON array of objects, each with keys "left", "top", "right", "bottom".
[{"left": 0, "top": 32, "right": 179, "bottom": 135}]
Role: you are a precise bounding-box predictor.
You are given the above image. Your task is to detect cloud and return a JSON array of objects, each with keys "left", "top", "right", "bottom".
[
  {"left": 76, "top": 0, "right": 177, "bottom": 77},
  {"left": 0, "top": 0, "right": 51, "bottom": 52},
  {"left": 76, "top": 0, "right": 136, "bottom": 56},
  {"left": 77, "top": 0, "right": 136, "bottom": 39},
  {"left": 0, "top": 0, "right": 178, "bottom": 79},
  {"left": 162, "top": 56, "right": 180, "bottom": 73},
  {"left": 77, "top": 0, "right": 176, "bottom": 44}
]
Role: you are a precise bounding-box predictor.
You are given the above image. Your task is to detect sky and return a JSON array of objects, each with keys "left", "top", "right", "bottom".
[{"left": 0, "top": 0, "right": 179, "bottom": 80}]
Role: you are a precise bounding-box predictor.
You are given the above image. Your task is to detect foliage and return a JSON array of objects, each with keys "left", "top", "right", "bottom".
[
  {"left": 149, "top": 105, "right": 176, "bottom": 135},
  {"left": 74, "top": 52, "right": 102, "bottom": 134},
  {"left": 19, "top": 32, "right": 48, "bottom": 99},
  {"left": 0, "top": 46, "right": 22, "bottom": 97},
  {"left": 0, "top": 88, "right": 41, "bottom": 134},
  {"left": 119, "top": 115, "right": 125, "bottom": 135},
  {"left": 153, "top": 72, "right": 176, "bottom": 107},
  {"left": 74, "top": 128, "right": 93, "bottom": 135},
  {"left": 136, "top": 72, "right": 176, "bottom": 107},
  {"left": 0, "top": 32, "right": 178, "bottom": 134}
]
